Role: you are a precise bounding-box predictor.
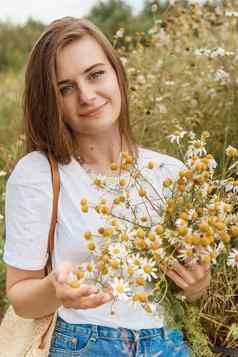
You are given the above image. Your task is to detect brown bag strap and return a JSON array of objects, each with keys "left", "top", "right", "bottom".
[{"left": 45, "top": 154, "right": 60, "bottom": 274}]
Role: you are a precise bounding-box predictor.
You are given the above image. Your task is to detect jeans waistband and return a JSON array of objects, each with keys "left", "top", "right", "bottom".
[{"left": 55, "top": 316, "right": 165, "bottom": 341}]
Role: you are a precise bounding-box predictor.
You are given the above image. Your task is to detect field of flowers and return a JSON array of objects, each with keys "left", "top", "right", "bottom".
[{"left": 0, "top": 1, "right": 238, "bottom": 355}]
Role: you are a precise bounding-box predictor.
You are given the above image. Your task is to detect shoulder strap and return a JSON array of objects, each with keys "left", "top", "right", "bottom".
[{"left": 45, "top": 154, "right": 60, "bottom": 275}]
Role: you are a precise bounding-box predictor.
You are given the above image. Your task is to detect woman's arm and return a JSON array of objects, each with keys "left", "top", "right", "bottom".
[
  {"left": 6, "top": 263, "right": 113, "bottom": 319},
  {"left": 6, "top": 266, "right": 61, "bottom": 319}
]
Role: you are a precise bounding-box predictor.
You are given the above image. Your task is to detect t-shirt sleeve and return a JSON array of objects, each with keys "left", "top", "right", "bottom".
[{"left": 3, "top": 152, "right": 53, "bottom": 270}]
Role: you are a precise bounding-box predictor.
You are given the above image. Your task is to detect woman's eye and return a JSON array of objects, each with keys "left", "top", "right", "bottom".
[
  {"left": 60, "top": 84, "right": 75, "bottom": 96},
  {"left": 89, "top": 70, "right": 105, "bottom": 80}
]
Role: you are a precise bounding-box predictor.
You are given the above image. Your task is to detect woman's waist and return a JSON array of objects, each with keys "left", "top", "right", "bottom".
[
  {"left": 58, "top": 302, "right": 164, "bottom": 331},
  {"left": 55, "top": 315, "right": 165, "bottom": 341}
]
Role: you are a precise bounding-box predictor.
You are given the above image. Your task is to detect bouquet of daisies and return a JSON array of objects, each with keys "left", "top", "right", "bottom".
[{"left": 68, "top": 131, "right": 238, "bottom": 356}]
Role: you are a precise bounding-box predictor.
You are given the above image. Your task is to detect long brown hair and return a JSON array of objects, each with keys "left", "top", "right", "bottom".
[{"left": 23, "top": 17, "right": 136, "bottom": 164}]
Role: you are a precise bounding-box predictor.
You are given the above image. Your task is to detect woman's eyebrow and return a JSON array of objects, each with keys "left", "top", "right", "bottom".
[{"left": 57, "top": 62, "right": 105, "bottom": 85}]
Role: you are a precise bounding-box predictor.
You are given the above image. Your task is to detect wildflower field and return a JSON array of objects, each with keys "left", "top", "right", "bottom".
[{"left": 0, "top": 1, "right": 238, "bottom": 356}]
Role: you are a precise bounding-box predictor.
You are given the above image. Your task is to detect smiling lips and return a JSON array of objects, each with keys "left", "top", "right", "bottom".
[{"left": 79, "top": 102, "right": 107, "bottom": 118}]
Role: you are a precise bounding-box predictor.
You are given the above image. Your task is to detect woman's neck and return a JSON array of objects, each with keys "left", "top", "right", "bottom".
[{"left": 76, "top": 127, "right": 126, "bottom": 175}]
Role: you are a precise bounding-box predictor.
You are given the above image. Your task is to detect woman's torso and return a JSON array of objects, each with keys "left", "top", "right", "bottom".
[{"left": 4, "top": 147, "right": 184, "bottom": 329}]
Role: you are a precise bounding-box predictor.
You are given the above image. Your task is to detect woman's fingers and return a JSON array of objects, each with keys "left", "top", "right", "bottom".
[
  {"left": 76, "top": 292, "right": 112, "bottom": 309},
  {"left": 62, "top": 289, "right": 112, "bottom": 309},
  {"left": 165, "top": 269, "right": 189, "bottom": 290},
  {"left": 51, "top": 263, "right": 113, "bottom": 309},
  {"left": 170, "top": 261, "right": 196, "bottom": 285},
  {"left": 69, "top": 284, "right": 98, "bottom": 298},
  {"left": 52, "top": 261, "right": 77, "bottom": 286},
  {"left": 164, "top": 260, "right": 211, "bottom": 302}
]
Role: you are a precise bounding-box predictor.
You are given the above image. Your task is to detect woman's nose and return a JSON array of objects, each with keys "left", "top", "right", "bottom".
[{"left": 77, "top": 82, "right": 96, "bottom": 104}]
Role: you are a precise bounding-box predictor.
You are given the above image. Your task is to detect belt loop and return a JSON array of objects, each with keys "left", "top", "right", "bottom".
[
  {"left": 132, "top": 330, "right": 140, "bottom": 342},
  {"left": 162, "top": 327, "right": 168, "bottom": 340},
  {"left": 90, "top": 325, "right": 98, "bottom": 342}
]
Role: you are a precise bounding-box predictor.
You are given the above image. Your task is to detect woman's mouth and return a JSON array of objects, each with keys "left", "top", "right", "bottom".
[{"left": 79, "top": 102, "right": 108, "bottom": 118}]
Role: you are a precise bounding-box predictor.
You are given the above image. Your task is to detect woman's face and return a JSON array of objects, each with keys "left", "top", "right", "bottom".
[{"left": 56, "top": 35, "right": 122, "bottom": 136}]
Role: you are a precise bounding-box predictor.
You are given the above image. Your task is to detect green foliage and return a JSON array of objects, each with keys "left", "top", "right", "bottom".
[
  {"left": 164, "top": 297, "right": 215, "bottom": 357},
  {"left": 0, "top": 19, "right": 44, "bottom": 72},
  {"left": 87, "top": 0, "right": 132, "bottom": 38},
  {"left": 87, "top": 0, "right": 154, "bottom": 45},
  {"left": 0, "top": 71, "right": 23, "bottom": 146}
]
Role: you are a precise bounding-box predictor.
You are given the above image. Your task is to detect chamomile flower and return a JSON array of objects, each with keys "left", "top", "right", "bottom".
[
  {"left": 108, "top": 243, "right": 127, "bottom": 259},
  {"left": 111, "top": 277, "right": 130, "bottom": 300},
  {"left": 66, "top": 271, "right": 83, "bottom": 288},
  {"left": 177, "top": 245, "right": 195, "bottom": 262},
  {"left": 199, "top": 242, "right": 223, "bottom": 265},
  {"left": 0, "top": 170, "right": 7, "bottom": 177},
  {"left": 128, "top": 253, "right": 143, "bottom": 271},
  {"left": 81, "top": 260, "right": 96, "bottom": 279},
  {"left": 214, "top": 69, "right": 230, "bottom": 84},
  {"left": 153, "top": 247, "right": 166, "bottom": 260},
  {"left": 225, "top": 145, "right": 238, "bottom": 158},
  {"left": 188, "top": 140, "right": 207, "bottom": 156},
  {"left": 115, "top": 28, "right": 124, "bottom": 39},
  {"left": 165, "top": 229, "right": 181, "bottom": 245},
  {"left": 227, "top": 249, "right": 238, "bottom": 268},
  {"left": 167, "top": 131, "right": 187, "bottom": 145},
  {"left": 226, "top": 11, "right": 238, "bottom": 17},
  {"left": 138, "top": 258, "right": 157, "bottom": 281},
  {"left": 225, "top": 178, "right": 238, "bottom": 193},
  {"left": 207, "top": 157, "right": 217, "bottom": 171}
]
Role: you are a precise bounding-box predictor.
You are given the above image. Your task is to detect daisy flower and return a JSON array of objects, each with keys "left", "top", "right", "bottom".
[
  {"left": 167, "top": 131, "right": 187, "bottom": 145},
  {"left": 108, "top": 243, "right": 128, "bottom": 259},
  {"left": 128, "top": 253, "right": 143, "bottom": 272},
  {"left": 207, "top": 157, "right": 217, "bottom": 171},
  {"left": 225, "top": 145, "right": 238, "bottom": 158},
  {"left": 138, "top": 257, "right": 157, "bottom": 281},
  {"left": 0, "top": 170, "right": 7, "bottom": 177},
  {"left": 189, "top": 140, "right": 207, "bottom": 156},
  {"left": 165, "top": 230, "right": 181, "bottom": 245},
  {"left": 177, "top": 245, "right": 195, "bottom": 262},
  {"left": 153, "top": 247, "right": 166, "bottom": 260},
  {"left": 81, "top": 260, "right": 96, "bottom": 279},
  {"left": 111, "top": 277, "right": 130, "bottom": 300},
  {"left": 66, "top": 271, "right": 83, "bottom": 288},
  {"left": 209, "top": 242, "right": 225, "bottom": 264},
  {"left": 227, "top": 249, "right": 238, "bottom": 268},
  {"left": 225, "top": 180, "right": 238, "bottom": 193}
]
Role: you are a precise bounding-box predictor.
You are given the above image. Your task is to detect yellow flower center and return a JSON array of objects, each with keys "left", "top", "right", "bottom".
[
  {"left": 76, "top": 271, "right": 85, "bottom": 279},
  {"left": 87, "top": 264, "right": 93, "bottom": 272},
  {"left": 111, "top": 260, "right": 120, "bottom": 269},
  {"left": 87, "top": 242, "right": 96, "bottom": 251},
  {"left": 136, "top": 277, "right": 145, "bottom": 286},
  {"left": 144, "top": 265, "right": 152, "bottom": 274},
  {"left": 116, "top": 285, "right": 125, "bottom": 294}
]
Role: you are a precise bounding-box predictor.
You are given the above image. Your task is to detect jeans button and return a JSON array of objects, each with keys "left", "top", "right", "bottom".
[{"left": 71, "top": 337, "right": 77, "bottom": 345}]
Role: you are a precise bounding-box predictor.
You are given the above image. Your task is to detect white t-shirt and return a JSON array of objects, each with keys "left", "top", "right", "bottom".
[{"left": 3, "top": 147, "right": 184, "bottom": 329}]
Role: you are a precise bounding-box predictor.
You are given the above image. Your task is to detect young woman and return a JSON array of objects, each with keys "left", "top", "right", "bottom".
[{"left": 3, "top": 17, "right": 210, "bottom": 356}]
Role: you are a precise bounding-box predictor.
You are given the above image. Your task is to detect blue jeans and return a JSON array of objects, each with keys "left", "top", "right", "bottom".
[{"left": 48, "top": 315, "right": 192, "bottom": 356}]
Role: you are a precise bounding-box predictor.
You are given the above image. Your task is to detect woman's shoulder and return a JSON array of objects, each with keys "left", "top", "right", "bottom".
[
  {"left": 8, "top": 150, "right": 51, "bottom": 186},
  {"left": 138, "top": 146, "right": 185, "bottom": 171}
]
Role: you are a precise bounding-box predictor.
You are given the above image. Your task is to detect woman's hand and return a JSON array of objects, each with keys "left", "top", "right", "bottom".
[
  {"left": 165, "top": 261, "right": 211, "bottom": 302},
  {"left": 50, "top": 262, "right": 112, "bottom": 309}
]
